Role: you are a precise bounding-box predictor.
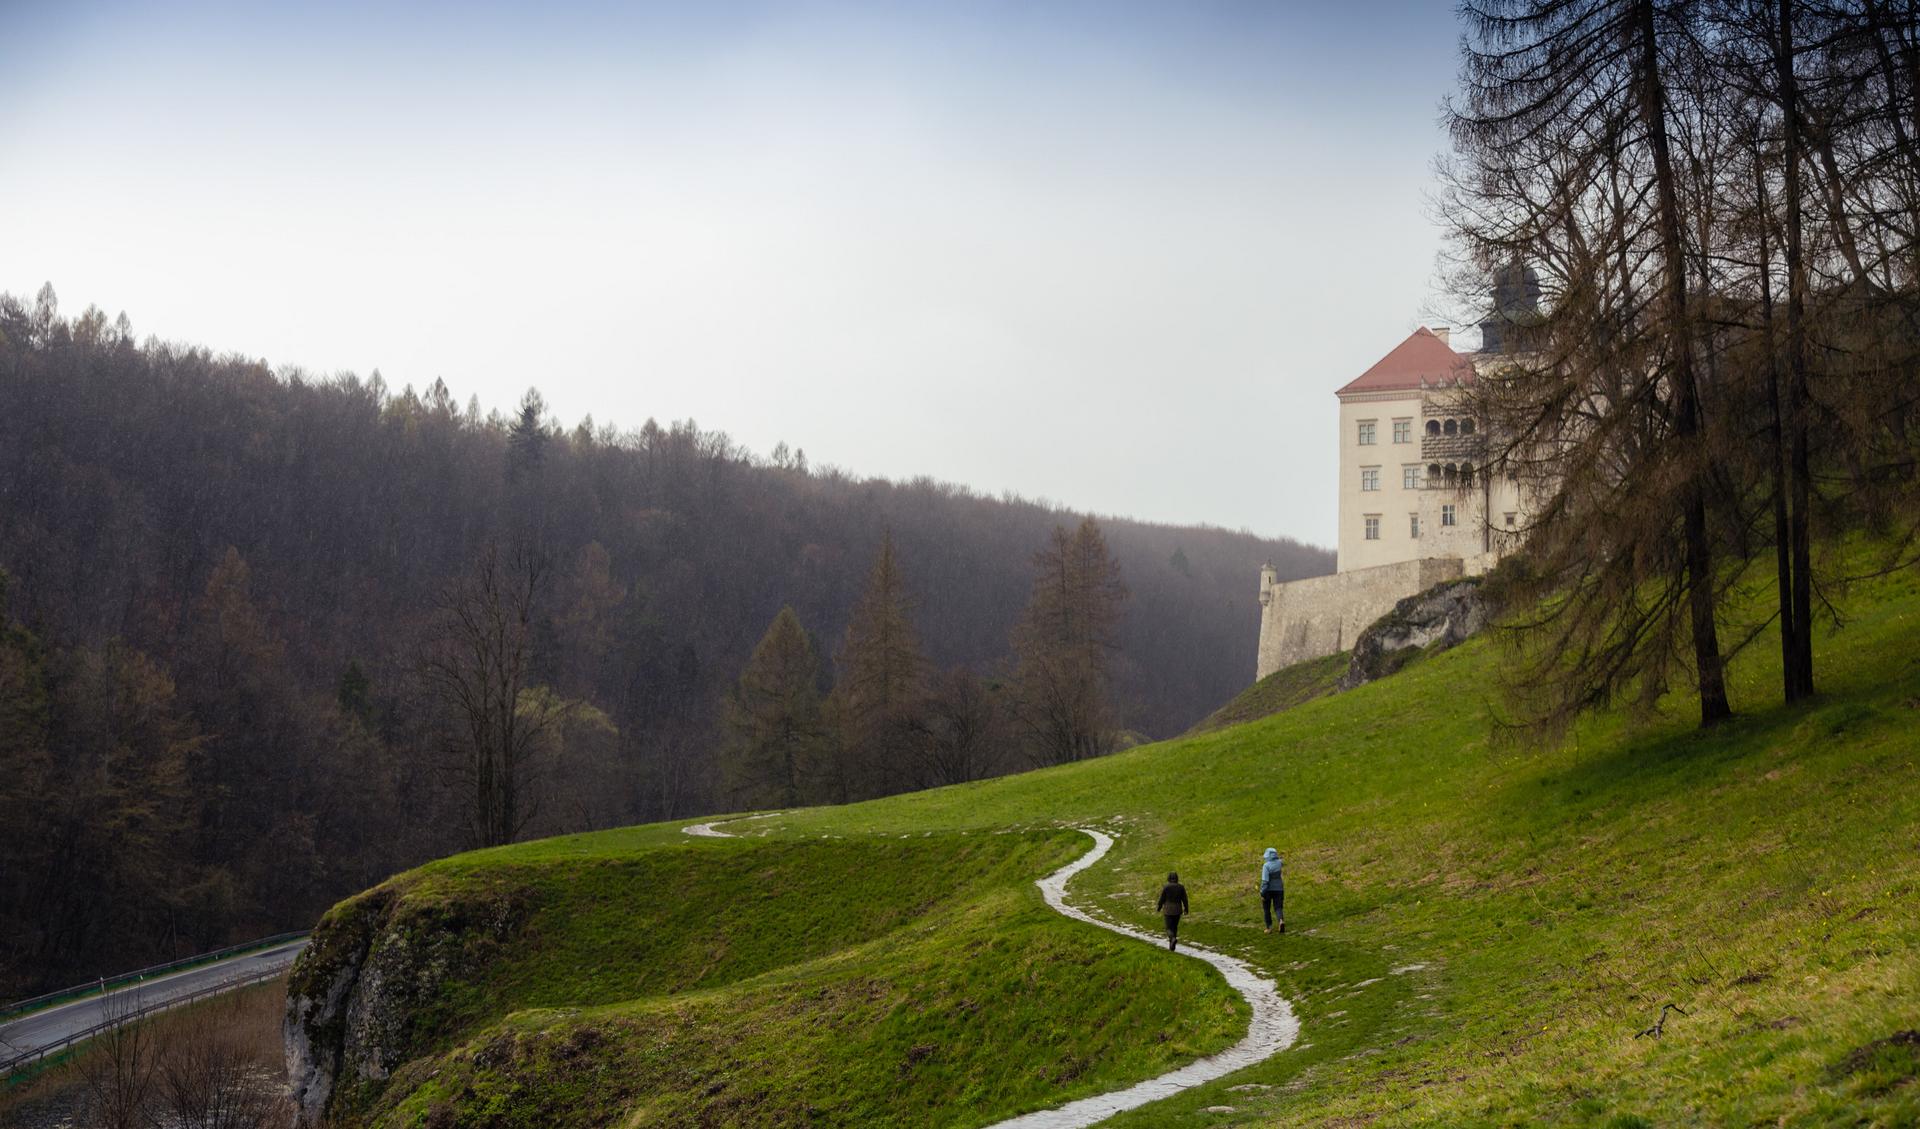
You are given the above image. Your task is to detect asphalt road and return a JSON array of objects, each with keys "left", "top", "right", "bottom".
[{"left": 0, "top": 940, "right": 308, "bottom": 1068}]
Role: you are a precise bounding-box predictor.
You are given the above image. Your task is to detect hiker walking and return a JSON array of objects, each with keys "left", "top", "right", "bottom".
[
  {"left": 1157, "top": 871, "right": 1189, "bottom": 951},
  {"left": 1259, "top": 847, "right": 1285, "bottom": 934}
]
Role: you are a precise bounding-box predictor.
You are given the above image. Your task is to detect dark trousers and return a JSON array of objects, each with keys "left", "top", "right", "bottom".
[
  {"left": 1163, "top": 913, "right": 1181, "bottom": 940},
  {"left": 1262, "top": 889, "right": 1284, "bottom": 928}
]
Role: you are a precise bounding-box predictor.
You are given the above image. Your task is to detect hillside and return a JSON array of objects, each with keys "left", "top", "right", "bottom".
[
  {"left": 289, "top": 553, "right": 1920, "bottom": 1126},
  {"left": 0, "top": 295, "right": 1326, "bottom": 997},
  {"left": 1183, "top": 650, "right": 1348, "bottom": 736}
]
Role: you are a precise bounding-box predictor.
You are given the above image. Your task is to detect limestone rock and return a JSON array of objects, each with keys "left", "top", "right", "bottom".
[
  {"left": 1337, "top": 577, "right": 1488, "bottom": 691},
  {"left": 283, "top": 882, "right": 528, "bottom": 1126}
]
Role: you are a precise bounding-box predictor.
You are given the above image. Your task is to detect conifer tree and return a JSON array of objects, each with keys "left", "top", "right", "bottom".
[
  {"left": 505, "top": 388, "right": 549, "bottom": 484},
  {"left": 1445, "top": 0, "right": 1735, "bottom": 734},
  {"left": 722, "top": 606, "right": 827, "bottom": 808},
  {"left": 1011, "top": 518, "right": 1128, "bottom": 765},
  {"left": 829, "top": 532, "right": 928, "bottom": 799}
]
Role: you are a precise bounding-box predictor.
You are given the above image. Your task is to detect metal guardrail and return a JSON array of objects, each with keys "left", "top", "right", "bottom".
[
  {"left": 0, "top": 950, "right": 304, "bottom": 1079},
  {"left": 0, "top": 931, "right": 309, "bottom": 1022}
]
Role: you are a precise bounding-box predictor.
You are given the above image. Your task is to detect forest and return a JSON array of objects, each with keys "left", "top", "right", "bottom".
[{"left": 0, "top": 290, "right": 1327, "bottom": 997}]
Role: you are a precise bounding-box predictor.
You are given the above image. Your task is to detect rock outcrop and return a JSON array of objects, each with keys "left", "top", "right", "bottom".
[
  {"left": 284, "top": 881, "right": 529, "bottom": 1127},
  {"left": 1337, "top": 577, "right": 1489, "bottom": 692}
]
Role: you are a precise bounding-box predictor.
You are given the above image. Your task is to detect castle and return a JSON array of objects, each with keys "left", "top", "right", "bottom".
[{"left": 1254, "top": 324, "right": 1528, "bottom": 679}]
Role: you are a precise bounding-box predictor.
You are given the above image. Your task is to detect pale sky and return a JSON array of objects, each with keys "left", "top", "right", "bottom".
[{"left": 1, "top": 1, "right": 1468, "bottom": 547}]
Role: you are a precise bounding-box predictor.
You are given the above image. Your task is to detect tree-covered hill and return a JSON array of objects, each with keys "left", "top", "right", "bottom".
[{"left": 0, "top": 289, "right": 1327, "bottom": 996}]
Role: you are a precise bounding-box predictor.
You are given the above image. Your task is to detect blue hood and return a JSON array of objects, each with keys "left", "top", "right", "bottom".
[{"left": 1263, "top": 848, "right": 1278, "bottom": 862}]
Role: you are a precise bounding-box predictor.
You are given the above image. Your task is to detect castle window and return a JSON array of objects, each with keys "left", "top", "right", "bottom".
[
  {"left": 1461, "top": 462, "right": 1475, "bottom": 487},
  {"left": 1505, "top": 512, "right": 1517, "bottom": 528},
  {"left": 1461, "top": 418, "right": 1476, "bottom": 435},
  {"left": 1364, "top": 515, "right": 1381, "bottom": 540},
  {"left": 1427, "top": 463, "right": 1442, "bottom": 484},
  {"left": 1402, "top": 465, "right": 1421, "bottom": 490},
  {"left": 1360, "top": 467, "right": 1381, "bottom": 492},
  {"left": 1443, "top": 418, "right": 1459, "bottom": 436},
  {"left": 1357, "top": 420, "right": 1377, "bottom": 445},
  {"left": 1426, "top": 419, "right": 1441, "bottom": 436},
  {"left": 1392, "top": 419, "right": 1411, "bottom": 443},
  {"left": 1409, "top": 513, "right": 1421, "bottom": 538},
  {"left": 1442, "top": 503, "right": 1457, "bottom": 527},
  {"left": 1443, "top": 463, "right": 1458, "bottom": 485}
]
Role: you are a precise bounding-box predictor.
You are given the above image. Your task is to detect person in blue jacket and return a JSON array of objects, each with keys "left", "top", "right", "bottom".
[{"left": 1258, "top": 847, "right": 1285, "bottom": 934}]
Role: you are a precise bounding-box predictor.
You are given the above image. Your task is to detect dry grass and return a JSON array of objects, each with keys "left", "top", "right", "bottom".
[{"left": 1, "top": 976, "right": 290, "bottom": 1129}]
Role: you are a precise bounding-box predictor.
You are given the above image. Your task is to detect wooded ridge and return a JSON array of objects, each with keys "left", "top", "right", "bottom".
[{"left": 0, "top": 290, "right": 1327, "bottom": 997}]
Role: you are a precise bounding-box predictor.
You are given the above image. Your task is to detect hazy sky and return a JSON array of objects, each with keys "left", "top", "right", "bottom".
[{"left": 2, "top": 1, "right": 1467, "bottom": 547}]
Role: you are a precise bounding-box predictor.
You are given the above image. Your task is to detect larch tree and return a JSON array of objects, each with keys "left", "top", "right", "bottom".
[
  {"left": 1011, "top": 517, "right": 1129, "bottom": 765},
  {"left": 721, "top": 606, "right": 828, "bottom": 809},
  {"left": 1449, "top": 0, "right": 1920, "bottom": 736},
  {"left": 1446, "top": 0, "right": 1738, "bottom": 735},
  {"left": 828, "top": 532, "right": 929, "bottom": 800}
]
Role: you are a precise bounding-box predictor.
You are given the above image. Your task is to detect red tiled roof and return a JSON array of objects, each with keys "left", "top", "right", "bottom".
[{"left": 1335, "top": 327, "right": 1475, "bottom": 396}]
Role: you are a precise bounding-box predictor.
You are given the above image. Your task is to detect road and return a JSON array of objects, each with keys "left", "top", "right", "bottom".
[{"left": 0, "top": 940, "right": 308, "bottom": 1070}]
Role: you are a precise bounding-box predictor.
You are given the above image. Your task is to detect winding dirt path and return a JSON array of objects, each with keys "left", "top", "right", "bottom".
[
  {"left": 680, "top": 817, "right": 1299, "bottom": 1126},
  {"left": 988, "top": 828, "right": 1299, "bottom": 1127},
  {"left": 681, "top": 812, "right": 781, "bottom": 838}
]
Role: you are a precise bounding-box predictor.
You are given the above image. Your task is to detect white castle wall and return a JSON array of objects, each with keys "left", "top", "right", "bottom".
[{"left": 1255, "top": 557, "right": 1469, "bottom": 679}]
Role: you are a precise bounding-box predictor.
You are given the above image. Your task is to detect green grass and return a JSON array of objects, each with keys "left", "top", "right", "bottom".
[
  {"left": 309, "top": 549, "right": 1920, "bottom": 1126},
  {"left": 1184, "top": 650, "right": 1349, "bottom": 735},
  {"left": 313, "top": 830, "right": 1244, "bottom": 1128}
]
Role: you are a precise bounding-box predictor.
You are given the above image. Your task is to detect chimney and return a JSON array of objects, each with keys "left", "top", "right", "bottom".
[{"left": 1431, "top": 326, "right": 1452, "bottom": 347}]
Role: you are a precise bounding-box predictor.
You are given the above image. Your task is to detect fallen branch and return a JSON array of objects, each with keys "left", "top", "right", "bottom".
[{"left": 1635, "top": 1002, "right": 1687, "bottom": 1039}]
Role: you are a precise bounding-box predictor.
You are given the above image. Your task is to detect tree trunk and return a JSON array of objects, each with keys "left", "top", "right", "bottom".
[
  {"left": 1779, "top": 0, "right": 1817, "bottom": 702},
  {"left": 1636, "top": 0, "right": 1731, "bottom": 725},
  {"left": 1754, "top": 137, "right": 1799, "bottom": 705}
]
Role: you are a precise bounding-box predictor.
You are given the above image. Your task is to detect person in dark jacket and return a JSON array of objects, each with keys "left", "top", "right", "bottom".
[
  {"left": 1258, "top": 847, "right": 1285, "bottom": 934},
  {"left": 1157, "top": 871, "right": 1189, "bottom": 951}
]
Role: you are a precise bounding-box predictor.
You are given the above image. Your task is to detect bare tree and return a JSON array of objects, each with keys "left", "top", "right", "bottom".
[
  {"left": 78, "top": 987, "right": 159, "bottom": 1129},
  {"left": 911, "top": 667, "right": 1006, "bottom": 786},
  {"left": 420, "top": 543, "right": 564, "bottom": 848},
  {"left": 155, "top": 990, "right": 291, "bottom": 1129}
]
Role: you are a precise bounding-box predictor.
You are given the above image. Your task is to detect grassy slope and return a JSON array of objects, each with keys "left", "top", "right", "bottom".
[
  {"left": 763, "top": 556, "right": 1920, "bottom": 1126},
  {"left": 1185, "top": 650, "right": 1349, "bottom": 735},
  {"left": 342, "top": 831, "right": 1244, "bottom": 1128},
  {"left": 339, "top": 554, "right": 1920, "bottom": 1127}
]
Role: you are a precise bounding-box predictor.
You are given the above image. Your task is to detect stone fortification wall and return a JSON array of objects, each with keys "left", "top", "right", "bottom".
[{"left": 1255, "top": 557, "right": 1465, "bottom": 679}]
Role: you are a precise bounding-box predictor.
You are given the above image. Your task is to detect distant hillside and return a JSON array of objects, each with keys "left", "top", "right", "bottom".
[
  {"left": 293, "top": 544, "right": 1920, "bottom": 1126},
  {"left": 0, "top": 291, "right": 1327, "bottom": 995}
]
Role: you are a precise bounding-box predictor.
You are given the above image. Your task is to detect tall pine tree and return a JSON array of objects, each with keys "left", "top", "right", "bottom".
[
  {"left": 721, "top": 607, "right": 827, "bottom": 809},
  {"left": 1010, "top": 518, "right": 1128, "bottom": 765},
  {"left": 828, "top": 532, "right": 928, "bottom": 800}
]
